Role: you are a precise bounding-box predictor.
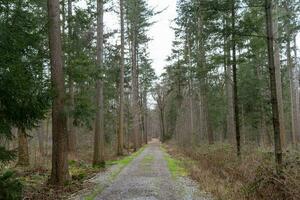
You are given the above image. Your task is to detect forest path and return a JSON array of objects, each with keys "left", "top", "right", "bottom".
[{"left": 94, "top": 139, "right": 210, "bottom": 200}]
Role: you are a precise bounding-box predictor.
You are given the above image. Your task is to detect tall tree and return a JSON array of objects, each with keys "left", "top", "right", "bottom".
[
  {"left": 231, "top": 0, "right": 241, "bottom": 157},
  {"left": 93, "top": 0, "right": 105, "bottom": 166},
  {"left": 273, "top": 2, "right": 286, "bottom": 147},
  {"left": 130, "top": 0, "right": 140, "bottom": 151},
  {"left": 117, "top": 0, "right": 125, "bottom": 156},
  {"left": 265, "top": 0, "right": 283, "bottom": 172},
  {"left": 48, "top": 0, "right": 70, "bottom": 185},
  {"left": 67, "top": 0, "right": 77, "bottom": 161}
]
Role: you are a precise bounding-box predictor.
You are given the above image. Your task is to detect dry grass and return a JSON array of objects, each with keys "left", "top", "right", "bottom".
[{"left": 165, "top": 142, "right": 300, "bottom": 200}]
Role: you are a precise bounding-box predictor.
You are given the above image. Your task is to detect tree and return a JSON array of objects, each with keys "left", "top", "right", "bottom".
[
  {"left": 126, "top": 0, "right": 155, "bottom": 150},
  {"left": 117, "top": 0, "right": 125, "bottom": 156},
  {"left": 152, "top": 85, "right": 167, "bottom": 142},
  {"left": 48, "top": 0, "right": 70, "bottom": 185},
  {"left": 0, "top": 0, "right": 50, "bottom": 167},
  {"left": 265, "top": 0, "right": 283, "bottom": 172},
  {"left": 273, "top": 1, "right": 286, "bottom": 147},
  {"left": 66, "top": 0, "right": 77, "bottom": 161},
  {"left": 93, "top": 0, "right": 105, "bottom": 166},
  {"left": 231, "top": 0, "right": 241, "bottom": 157}
]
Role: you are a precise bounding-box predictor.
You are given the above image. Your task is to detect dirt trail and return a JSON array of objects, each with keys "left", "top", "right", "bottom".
[{"left": 94, "top": 140, "right": 210, "bottom": 200}]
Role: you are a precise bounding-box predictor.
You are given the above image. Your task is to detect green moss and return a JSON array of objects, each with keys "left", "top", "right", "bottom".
[{"left": 162, "top": 147, "right": 187, "bottom": 178}]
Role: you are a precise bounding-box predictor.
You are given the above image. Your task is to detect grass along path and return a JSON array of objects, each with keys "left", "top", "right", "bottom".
[{"left": 68, "top": 146, "right": 146, "bottom": 200}]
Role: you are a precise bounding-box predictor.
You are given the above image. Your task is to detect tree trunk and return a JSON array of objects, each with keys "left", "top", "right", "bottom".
[
  {"left": 224, "top": 16, "right": 235, "bottom": 143},
  {"left": 286, "top": 24, "right": 297, "bottom": 146},
  {"left": 273, "top": 3, "right": 286, "bottom": 147},
  {"left": 93, "top": 0, "right": 105, "bottom": 166},
  {"left": 117, "top": 0, "right": 125, "bottom": 156},
  {"left": 160, "top": 108, "right": 165, "bottom": 142},
  {"left": 132, "top": 17, "right": 140, "bottom": 151},
  {"left": 17, "top": 128, "right": 29, "bottom": 166},
  {"left": 37, "top": 123, "right": 45, "bottom": 157},
  {"left": 265, "top": 0, "right": 283, "bottom": 172},
  {"left": 197, "top": 5, "right": 213, "bottom": 144},
  {"left": 47, "top": 0, "right": 69, "bottom": 185},
  {"left": 294, "top": 36, "right": 300, "bottom": 143},
  {"left": 143, "top": 91, "right": 148, "bottom": 144},
  {"left": 67, "top": 0, "right": 77, "bottom": 161},
  {"left": 231, "top": 0, "right": 241, "bottom": 157}
]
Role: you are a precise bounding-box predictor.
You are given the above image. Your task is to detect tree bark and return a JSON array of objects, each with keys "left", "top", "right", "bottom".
[
  {"left": 286, "top": 24, "right": 297, "bottom": 146},
  {"left": 37, "top": 123, "right": 45, "bottom": 157},
  {"left": 265, "top": 0, "right": 283, "bottom": 172},
  {"left": 17, "top": 128, "right": 29, "bottom": 166},
  {"left": 197, "top": 4, "right": 213, "bottom": 144},
  {"left": 142, "top": 91, "right": 148, "bottom": 144},
  {"left": 224, "top": 15, "right": 235, "bottom": 143},
  {"left": 231, "top": 0, "right": 241, "bottom": 157},
  {"left": 67, "top": 0, "right": 77, "bottom": 161},
  {"left": 273, "top": 3, "right": 286, "bottom": 147},
  {"left": 117, "top": 0, "right": 125, "bottom": 156},
  {"left": 48, "top": 0, "right": 70, "bottom": 185},
  {"left": 131, "top": 8, "right": 140, "bottom": 151},
  {"left": 293, "top": 36, "right": 300, "bottom": 143},
  {"left": 93, "top": 0, "right": 105, "bottom": 166}
]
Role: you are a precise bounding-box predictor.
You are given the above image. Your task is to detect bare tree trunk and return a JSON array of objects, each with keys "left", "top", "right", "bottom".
[
  {"left": 17, "top": 128, "right": 29, "bottom": 166},
  {"left": 143, "top": 91, "right": 148, "bottom": 144},
  {"left": 224, "top": 17, "right": 235, "bottom": 143},
  {"left": 197, "top": 5, "right": 213, "bottom": 144},
  {"left": 93, "top": 0, "right": 105, "bottom": 166},
  {"left": 286, "top": 24, "right": 297, "bottom": 146},
  {"left": 231, "top": 0, "right": 241, "bottom": 156},
  {"left": 294, "top": 36, "right": 300, "bottom": 143},
  {"left": 117, "top": 0, "right": 125, "bottom": 156},
  {"left": 273, "top": 3, "right": 286, "bottom": 147},
  {"left": 132, "top": 18, "right": 140, "bottom": 151},
  {"left": 47, "top": 0, "right": 70, "bottom": 185},
  {"left": 160, "top": 108, "right": 165, "bottom": 142},
  {"left": 67, "top": 0, "right": 77, "bottom": 161},
  {"left": 187, "top": 35, "right": 194, "bottom": 144},
  {"left": 37, "top": 123, "right": 45, "bottom": 157},
  {"left": 265, "top": 0, "right": 283, "bottom": 172}
]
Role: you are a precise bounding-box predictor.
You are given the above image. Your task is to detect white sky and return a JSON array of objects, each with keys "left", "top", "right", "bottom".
[
  {"left": 76, "top": 0, "right": 176, "bottom": 77},
  {"left": 147, "top": 0, "right": 177, "bottom": 76},
  {"left": 76, "top": 0, "right": 300, "bottom": 77}
]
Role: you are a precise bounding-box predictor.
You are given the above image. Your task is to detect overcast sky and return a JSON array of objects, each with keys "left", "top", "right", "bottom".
[
  {"left": 76, "top": 0, "right": 300, "bottom": 77},
  {"left": 147, "top": 0, "right": 177, "bottom": 76},
  {"left": 77, "top": 0, "right": 176, "bottom": 77}
]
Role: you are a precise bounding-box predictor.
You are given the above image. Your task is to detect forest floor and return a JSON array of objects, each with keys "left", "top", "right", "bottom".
[
  {"left": 74, "top": 139, "right": 211, "bottom": 200},
  {"left": 165, "top": 142, "right": 300, "bottom": 200}
]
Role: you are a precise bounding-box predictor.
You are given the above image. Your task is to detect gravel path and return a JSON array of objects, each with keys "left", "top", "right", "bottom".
[{"left": 95, "top": 140, "right": 210, "bottom": 200}]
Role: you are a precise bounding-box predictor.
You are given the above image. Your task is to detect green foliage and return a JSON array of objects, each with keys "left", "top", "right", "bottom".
[
  {"left": 0, "top": 0, "right": 49, "bottom": 167},
  {"left": 0, "top": 171, "right": 22, "bottom": 200},
  {"left": 163, "top": 149, "right": 187, "bottom": 178}
]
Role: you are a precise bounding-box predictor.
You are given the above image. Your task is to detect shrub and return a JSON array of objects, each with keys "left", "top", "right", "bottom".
[{"left": 0, "top": 170, "right": 22, "bottom": 200}]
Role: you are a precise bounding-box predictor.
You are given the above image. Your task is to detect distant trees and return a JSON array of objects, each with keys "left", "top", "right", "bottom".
[
  {"left": 126, "top": 0, "right": 155, "bottom": 150},
  {"left": 159, "top": 0, "right": 300, "bottom": 171}
]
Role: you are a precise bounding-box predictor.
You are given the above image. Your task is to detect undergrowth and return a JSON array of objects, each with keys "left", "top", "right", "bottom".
[
  {"left": 161, "top": 146, "right": 187, "bottom": 178},
  {"left": 166, "top": 142, "right": 300, "bottom": 200}
]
